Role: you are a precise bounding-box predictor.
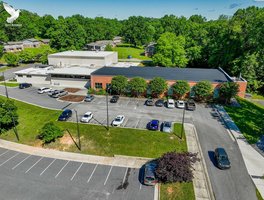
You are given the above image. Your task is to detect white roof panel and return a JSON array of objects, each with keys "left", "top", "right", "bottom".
[{"left": 48, "top": 51, "right": 115, "bottom": 58}]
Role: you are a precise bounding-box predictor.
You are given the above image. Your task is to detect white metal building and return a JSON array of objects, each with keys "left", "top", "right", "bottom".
[{"left": 48, "top": 51, "right": 118, "bottom": 67}]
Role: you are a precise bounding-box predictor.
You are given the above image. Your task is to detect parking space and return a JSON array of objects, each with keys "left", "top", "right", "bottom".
[{"left": 0, "top": 147, "right": 154, "bottom": 200}]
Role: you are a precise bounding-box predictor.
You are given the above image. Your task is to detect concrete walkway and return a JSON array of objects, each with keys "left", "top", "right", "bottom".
[
  {"left": 215, "top": 105, "right": 264, "bottom": 198},
  {"left": 0, "top": 139, "right": 151, "bottom": 169},
  {"left": 185, "top": 123, "right": 214, "bottom": 200}
]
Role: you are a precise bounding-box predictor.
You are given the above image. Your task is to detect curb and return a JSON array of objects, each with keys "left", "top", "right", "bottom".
[
  {"left": 114, "top": 154, "right": 153, "bottom": 161},
  {"left": 154, "top": 183, "right": 160, "bottom": 200}
]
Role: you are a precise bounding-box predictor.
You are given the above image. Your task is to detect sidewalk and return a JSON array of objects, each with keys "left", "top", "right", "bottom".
[
  {"left": 0, "top": 139, "right": 151, "bottom": 169},
  {"left": 185, "top": 123, "right": 214, "bottom": 200},
  {"left": 216, "top": 105, "right": 264, "bottom": 198}
]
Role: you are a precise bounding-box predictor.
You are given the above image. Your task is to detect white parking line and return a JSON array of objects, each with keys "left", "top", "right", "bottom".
[
  {"left": 25, "top": 157, "right": 43, "bottom": 173},
  {"left": 87, "top": 164, "right": 98, "bottom": 183},
  {"left": 125, "top": 100, "right": 130, "bottom": 107},
  {"left": 0, "top": 152, "right": 20, "bottom": 167},
  {"left": 122, "top": 167, "right": 128, "bottom": 184},
  {"left": 134, "top": 119, "right": 140, "bottom": 128},
  {"left": 0, "top": 150, "right": 9, "bottom": 157},
  {"left": 122, "top": 118, "right": 129, "bottom": 127},
  {"left": 40, "top": 159, "right": 56, "bottom": 176},
  {"left": 140, "top": 183, "right": 142, "bottom": 190},
  {"left": 104, "top": 166, "right": 113, "bottom": 185},
  {"left": 70, "top": 162, "right": 83, "bottom": 181},
  {"left": 55, "top": 160, "right": 70, "bottom": 178},
  {"left": 101, "top": 118, "right": 107, "bottom": 124},
  {"left": 12, "top": 155, "right": 31, "bottom": 170}
]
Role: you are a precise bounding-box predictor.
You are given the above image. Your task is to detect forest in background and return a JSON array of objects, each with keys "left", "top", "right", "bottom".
[{"left": 0, "top": 5, "right": 263, "bottom": 94}]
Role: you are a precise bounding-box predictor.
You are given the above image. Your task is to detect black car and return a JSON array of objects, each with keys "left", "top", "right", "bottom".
[
  {"left": 155, "top": 99, "right": 164, "bottom": 107},
  {"left": 110, "top": 95, "right": 119, "bottom": 103},
  {"left": 19, "top": 83, "right": 32, "bottom": 89},
  {"left": 58, "top": 109, "right": 72, "bottom": 121},
  {"left": 214, "top": 148, "right": 231, "bottom": 169},
  {"left": 145, "top": 99, "right": 154, "bottom": 106},
  {"left": 84, "top": 94, "right": 95, "bottom": 102}
]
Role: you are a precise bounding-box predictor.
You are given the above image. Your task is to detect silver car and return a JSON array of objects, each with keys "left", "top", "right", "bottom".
[
  {"left": 51, "top": 90, "right": 68, "bottom": 98},
  {"left": 161, "top": 121, "right": 173, "bottom": 133}
]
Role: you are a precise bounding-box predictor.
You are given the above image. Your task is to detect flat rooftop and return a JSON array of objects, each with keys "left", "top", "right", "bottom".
[
  {"left": 47, "top": 67, "right": 98, "bottom": 76},
  {"left": 14, "top": 67, "right": 52, "bottom": 76},
  {"left": 48, "top": 51, "right": 116, "bottom": 58},
  {"left": 91, "top": 66, "right": 232, "bottom": 83}
]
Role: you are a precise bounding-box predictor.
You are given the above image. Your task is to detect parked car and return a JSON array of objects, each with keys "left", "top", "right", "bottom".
[
  {"left": 161, "top": 121, "right": 173, "bottom": 133},
  {"left": 19, "top": 83, "right": 32, "bottom": 89},
  {"left": 51, "top": 90, "right": 68, "bottom": 98},
  {"left": 80, "top": 112, "right": 93, "bottom": 123},
  {"left": 167, "top": 99, "right": 175, "bottom": 109},
  {"left": 84, "top": 94, "right": 95, "bottom": 102},
  {"left": 112, "top": 115, "right": 125, "bottom": 127},
  {"left": 214, "top": 147, "right": 231, "bottom": 169},
  {"left": 144, "top": 160, "right": 158, "bottom": 186},
  {"left": 147, "top": 120, "right": 159, "bottom": 131},
  {"left": 58, "top": 109, "right": 72, "bottom": 121},
  {"left": 38, "top": 87, "right": 52, "bottom": 94},
  {"left": 155, "top": 99, "right": 164, "bottom": 107},
  {"left": 110, "top": 95, "right": 119, "bottom": 103},
  {"left": 145, "top": 99, "right": 154, "bottom": 106},
  {"left": 48, "top": 89, "right": 59, "bottom": 97},
  {"left": 176, "top": 100, "right": 185, "bottom": 109},
  {"left": 186, "top": 99, "right": 196, "bottom": 111}
]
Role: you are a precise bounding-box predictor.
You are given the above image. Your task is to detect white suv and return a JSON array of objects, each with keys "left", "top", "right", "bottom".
[
  {"left": 167, "top": 99, "right": 175, "bottom": 109},
  {"left": 38, "top": 87, "right": 52, "bottom": 94},
  {"left": 176, "top": 100, "right": 185, "bottom": 109}
]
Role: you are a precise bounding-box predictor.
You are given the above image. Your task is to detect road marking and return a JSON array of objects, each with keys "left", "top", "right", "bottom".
[
  {"left": 122, "top": 167, "right": 128, "bottom": 184},
  {"left": 125, "top": 100, "right": 130, "bottom": 107},
  {"left": 87, "top": 164, "right": 98, "bottom": 183},
  {"left": 101, "top": 118, "right": 107, "bottom": 124},
  {"left": 122, "top": 118, "right": 129, "bottom": 127},
  {"left": 0, "top": 150, "right": 9, "bottom": 157},
  {"left": 134, "top": 119, "right": 140, "bottom": 128},
  {"left": 0, "top": 152, "right": 20, "bottom": 167},
  {"left": 40, "top": 159, "right": 56, "bottom": 176},
  {"left": 55, "top": 160, "right": 70, "bottom": 178},
  {"left": 12, "top": 155, "right": 31, "bottom": 170},
  {"left": 139, "top": 183, "right": 142, "bottom": 190},
  {"left": 70, "top": 162, "right": 83, "bottom": 181},
  {"left": 104, "top": 166, "right": 113, "bottom": 185},
  {"left": 25, "top": 157, "right": 43, "bottom": 173}
]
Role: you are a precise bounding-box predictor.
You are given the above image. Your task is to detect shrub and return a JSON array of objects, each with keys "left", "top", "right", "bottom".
[
  {"left": 193, "top": 81, "right": 213, "bottom": 102},
  {"left": 155, "top": 151, "right": 199, "bottom": 183},
  {"left": 96, "top": 89, "right": 106, "bottom": 95},
  {"left": 3, "top": 53, "right": 19, "bottom": 66},
  {"left": 0, "top": 76, "right": 4, "bottom": 81},
  {"left": 172, "top": 80, "right": 190, "bottom": 99},
  {"left": 149, "top": 77, "right": 167, "bottom": 98},
  {"left": 0, "top": 99, "right": 18, "bottom": 134},
  {"left": 88, "top": 88, "right": 96, "bottom": 94},
  {"left": 39, "top": 122, "right": 63, "bottom": 143}
]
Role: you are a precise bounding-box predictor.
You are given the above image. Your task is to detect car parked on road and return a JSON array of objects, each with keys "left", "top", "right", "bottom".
[
  {"left": 186, "top": 99, "right": 196, "bottom": 111},
  {"left": 145, "top": 99, "right": 154, "bottom": 106},
  {"left": 58, "top": 109, "right": 72, "bottom": 121},
  {"left": 80, "top": 112, "right": 93, "bottom": 123},
  {"left": 51, "top": 90, "right": 68, "bottom": 98},
  {"left": 155, "top": 99, "right": 164, "bottom": 107},
  {"left": 38, "top": 87, "right": 52, "bottom": 94},
  {"left": 167, "top": 99, "right": 175, "bottom": 109},
  {"left": 161, "top": 121, "right": 173, "bottom": 133},
  {"left": 144, "top": 160, "right": 158, "bottom": 186},
  {"left": 112, "top": 115, "right": 125, "bottom": 127},
  {"left": 176, "top": 100, "right": 185, "bottom": 109},
  {"left": 19, "top": 83, "right": 32, "bottom": 89},
  {"left": 110, "top": 95, "right": 119, "bottom": 103},
  {"left": 84, "top": 94, "right": 95, "bottom": 102},
  {"left": 214, "top": 147, "right": 231, "bottom": 169},
  {"left": 147, "top": 120, "right": 159, "bottom": 131}
]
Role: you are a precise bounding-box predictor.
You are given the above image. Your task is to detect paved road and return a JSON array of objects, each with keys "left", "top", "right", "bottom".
[
  {"left": 193, "top": 104, "right": 257, "bottom": 200},
  {"left": 1, "top": 65, "right": 33, "bottom": 80},
  {"left": 0, "top": 147, "right": 154, "bottom": 200}
]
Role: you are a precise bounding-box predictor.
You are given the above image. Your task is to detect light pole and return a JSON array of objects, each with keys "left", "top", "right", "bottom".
[
  {"left": 180, "top": 104, "right": 186, "bottom": 139},
  {"left": 2, "top": 72, "right": 9, "bottom": 99},
  {"left": 73, "top": 109, "right": 81, "bottom": 150},
  {"left": 106, "top": 87, "right": 110, "bottom": 131}
]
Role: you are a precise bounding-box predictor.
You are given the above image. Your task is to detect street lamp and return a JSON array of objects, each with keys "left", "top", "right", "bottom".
[
  {"left": 180, "top": 104, "right": 186, "bottom": 139},
  {"left": 73, "top": 109, "right": 81, "bottom": 150},
  {"left": 106, "top": 87, "right": 111, "bottom": 131}
]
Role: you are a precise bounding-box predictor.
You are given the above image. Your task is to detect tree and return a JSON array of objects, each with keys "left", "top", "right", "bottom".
[
  {"left": 155, "top": 151, "right": 199, "bottom": 183},
  {"left": 39, "top": 122, "right": 63, "bottom": 143},
  {"left": 152, "top": 32, "right": 188, "bottom": 67},
  {"left": 0, "top": 45, "right": 3, "bottom": 58},
  {"left": 0, "top": 99, "right": 18, "bottom": 134},
  {"left": 128, "top": 77, "right": 147, "bottom": 97},
  {"left": 111, "top": 75, "right": 128, "bottom": 95},
  {"left": 105, "top": 44, "right": 113, "bottom": 51},
  {"left": 149, "top": 77, "right": 167, "bottom": 97},
  {"left": 3, "top": 53, "right": 19, "bottom": 66},
  {"left": 172, "top": 80, "right": 190, "bottom": 99},
  {"left": 193, "top": 81, "right": 213, "bottom": 101},
  {"left": 219, "top": 82, "right": 239, "bottom": 104}
]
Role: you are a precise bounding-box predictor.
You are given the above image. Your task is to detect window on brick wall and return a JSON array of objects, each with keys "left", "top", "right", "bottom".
[{"left": 95, "top": 82, "right": 102, "bottom": 89}]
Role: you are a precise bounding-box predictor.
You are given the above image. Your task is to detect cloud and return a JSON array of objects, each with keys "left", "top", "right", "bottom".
[
  {"left": 194, "top": 8, "right": 198, "bottom": 10},
  {"left": 229, "top": 3, "right": 242, "bottom": 9}
]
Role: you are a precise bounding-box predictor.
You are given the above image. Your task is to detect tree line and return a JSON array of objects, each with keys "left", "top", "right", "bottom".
[{"left": 0, "top": 5, "right": 263, "bottom": 94}]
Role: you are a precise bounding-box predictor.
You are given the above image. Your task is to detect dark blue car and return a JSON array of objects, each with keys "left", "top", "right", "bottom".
[
  {"left": 147, "top": 120, "right": 159, "bottom": 131},
  {"left": 58, "top": 109, "right": 72, "bottom": 121}
]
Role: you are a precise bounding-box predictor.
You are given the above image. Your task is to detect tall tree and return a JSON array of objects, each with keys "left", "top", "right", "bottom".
[
  {"left": 219, "top": 82, "right": 239, "bottom": 104},
  {"left": 149, "top": 77, "right": 167, "bottom": 97},
  {"left": 0, "top": 99, "right": 18, "bottom": 134},
  {"left": 193, "top": 81, "right": 213, "bottom": 101},
  {"left": 128, "top": 77, "right": 147, "bottom": 97},
  {"left": 172, "top": 80, "right": 190, "bottom": 99},
  {"left": 111, "top": 76, "right": 128, "bottom": 95}
]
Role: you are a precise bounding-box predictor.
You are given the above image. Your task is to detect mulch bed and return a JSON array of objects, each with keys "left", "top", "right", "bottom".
[
  {"left": 59, "top": 95, "right": 85, "bottom": 102},
  {"left": 63, "top": 88, "right": 81, "bottom": 93}
]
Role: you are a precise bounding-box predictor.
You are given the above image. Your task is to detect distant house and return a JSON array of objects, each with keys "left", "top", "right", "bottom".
[
  {"left": 40, "top": 39, "right": 50, "bottom": 45},
  {"left": 86, "top": 40, "right": 114, "bottom": 51},
  {"left": 113, "top": 36, "right": 122, "bottom": 45},
  {"left": 22, "top": 38, "right": 41, "bottom": 48},
  {"left": 3, "top": 41, "right": 24, "bottom": 53},
  {"left": 145, "top": 42, "right": 156, "bottom": 57}
]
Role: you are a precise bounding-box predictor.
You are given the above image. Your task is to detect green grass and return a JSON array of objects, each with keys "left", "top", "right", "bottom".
[
  {"left": 252, "top": 94, "right": 264, "bottom": 100},
  {"left": 113, "top": 46, "right": 150, "bottom": 60},
  {"left": 257, "top": 189, "right": 264, "bottom": 200},
  {"left": 0, "top": 82, "right": 19, "bottom": 87},
  {"left": 225, "top": 98, "right": 264, "bottom": 144},
  {"left": 160, "top": 182, "right": 195, "bottom": 200},
  {"left": 0, "top": 66, "right": 11, "bottom": 73}
]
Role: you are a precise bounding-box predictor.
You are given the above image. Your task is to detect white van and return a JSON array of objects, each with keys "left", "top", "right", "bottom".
[{"left": 167, "top": 99, "right": 175, "bottom": 108}]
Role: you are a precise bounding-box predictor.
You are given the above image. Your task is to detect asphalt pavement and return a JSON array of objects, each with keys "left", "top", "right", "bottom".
[{"left": 1, "top": 65, "right": 33, "bottom": 80}]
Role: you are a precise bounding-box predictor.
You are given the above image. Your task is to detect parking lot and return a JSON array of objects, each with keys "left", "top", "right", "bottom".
[{"left": 0, "top": 147, "right": 154, "bottom": 200}]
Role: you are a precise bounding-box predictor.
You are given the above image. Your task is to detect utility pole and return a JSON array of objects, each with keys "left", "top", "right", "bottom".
[
  {"left": 180, "top": 103, "right": 186, "bottom": 139},
  {"left": 2, "top": 72, "right": 9, "bottom": 99},
  {"left": 106, "top": 87, "right": 109, "bottom": 131},
  {"left": 74, "top": 110, "right": 81, "bottom": 150}
]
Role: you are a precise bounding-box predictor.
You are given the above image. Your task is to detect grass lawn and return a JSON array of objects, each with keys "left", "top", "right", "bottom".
[
  {"left": 0, "top": 82, "right": 19, "bottom": 87},
  {"left": 257, "top": 189, "right": 264, "bottom": 200},
  {"left": 113, "top": 46, "right": 150, "bottom": 60},
  {"left": 0, "top": 66, "right": 11, "bottom": 73},
  {"left": 252, "top": 94, "right": 264, "bottom": 100},
  {"left": 225, "top": 98, "right": 264, "bottom": 144},
  {"left": 160, "top": 182, "right": 195, "bottom": 200}
]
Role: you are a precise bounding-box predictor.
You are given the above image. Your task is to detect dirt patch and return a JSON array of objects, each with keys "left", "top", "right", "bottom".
[
  {"left": 167, "top": 186, "right": 174, "bottom": 195},
  {"left": 59, "top": 94, "right": 85, "bottom": 102},
  {"left": 60, "top": 133, "right": 76, "bottom": 145},
  {"left": 63, "top": 88, "right": 81, "bottom": 93}
]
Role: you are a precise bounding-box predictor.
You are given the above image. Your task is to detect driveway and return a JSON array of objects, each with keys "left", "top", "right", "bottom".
[
  {"left": 0, "top": 147, "right": 154, "bottom": 200},
  {"left": 1, "top": 65, "right": 34, "bottom": 80}
]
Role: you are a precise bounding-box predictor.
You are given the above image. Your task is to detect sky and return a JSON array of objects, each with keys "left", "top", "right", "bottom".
[{"left": 3, "top": 0, "right": 264, "bottom": 20}]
